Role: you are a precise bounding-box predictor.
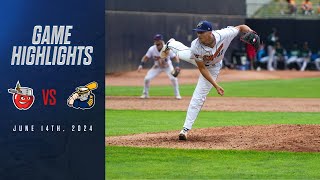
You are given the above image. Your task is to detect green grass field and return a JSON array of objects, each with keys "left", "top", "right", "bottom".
[
  {"left": 106, "top": 77, "right": 320, "bottom": 179},
  {"left": 106, "top": 147, "right": 320, "bottom": 179},
  {"left": 106, "top": 78, "right": 320, "bottom": 98},
  {"left": 106, "top": 110, "right": 320, "bottom": 136}
]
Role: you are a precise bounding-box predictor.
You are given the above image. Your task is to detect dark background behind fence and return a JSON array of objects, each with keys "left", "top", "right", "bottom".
[
  {"left": 106, "top": 0, "right": 246, "bottom": 15},
  {"left": 106, "top": 0, "right": 246, "bottom": 73},
  {"left": 106, "top": 0, "right": 320, "bottom": 73},
  {"left": 246, "top": 19, "right": 320, "bottom": 52}
]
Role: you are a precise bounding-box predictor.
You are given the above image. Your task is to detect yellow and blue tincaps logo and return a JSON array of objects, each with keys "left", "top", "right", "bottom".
[{"left": 67, "top": 81, "right": 98, "bottom": 110}]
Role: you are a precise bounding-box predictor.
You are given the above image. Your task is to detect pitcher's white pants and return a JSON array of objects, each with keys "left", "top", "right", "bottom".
[
  {"left": 183, "top": 63, "right": 222, "bottom": 129},
  {"left": 143, "top": 64, "right": 180, "bottom": 96},
  {"left": 165, "top": 38, "right": 222, "bottom": 130},
  {"left": 166, "top": 39, "right": 198, "bottom": 66}
]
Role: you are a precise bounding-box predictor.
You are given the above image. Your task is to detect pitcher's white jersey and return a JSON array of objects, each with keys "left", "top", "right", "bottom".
[
  {"left": 190, "top": 26, "right": 239, "bottom": 66},
  {"left": 146, "top": 44, "right": 176, "bottom": 67}
]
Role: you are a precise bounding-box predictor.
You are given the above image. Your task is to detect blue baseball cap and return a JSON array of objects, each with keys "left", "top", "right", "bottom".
[
  {"left": 153, "top": 34, "right": 163, "bottom": 41},
  {"left": 193, "top": 20, "right": 213, "bottom": 32}
]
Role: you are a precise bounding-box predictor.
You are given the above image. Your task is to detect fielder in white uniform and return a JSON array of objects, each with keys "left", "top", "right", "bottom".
[
  {"left": 138, "top": 34, "right": 181, "bottom": 99},
  {"left": 160, "top": 21, "right": 256, "bottom": 140}
]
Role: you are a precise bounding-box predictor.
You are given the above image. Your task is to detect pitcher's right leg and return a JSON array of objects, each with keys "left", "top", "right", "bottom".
[
  {"left": 179, "top": 64, "right": 221, "bottom": 140},
  {"left": 183, "top": 74, "right": 213, "bottom": 130}
]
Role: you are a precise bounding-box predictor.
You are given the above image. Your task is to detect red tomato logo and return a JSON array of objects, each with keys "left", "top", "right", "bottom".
[{"left": 13, "top": 94, "right": 35, "bottom": 110}]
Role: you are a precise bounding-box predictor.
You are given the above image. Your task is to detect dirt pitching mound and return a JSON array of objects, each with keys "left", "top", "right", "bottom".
[{"left": 106, "top": 125, "right": 320, "bottom": 152}]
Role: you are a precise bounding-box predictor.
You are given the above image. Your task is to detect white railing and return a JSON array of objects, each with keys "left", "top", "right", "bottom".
[{"left": 246, "top": 0, "right": 273, "bottom": 17}]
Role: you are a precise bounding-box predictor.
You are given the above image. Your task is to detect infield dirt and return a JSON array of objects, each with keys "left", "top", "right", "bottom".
[{"left": 106, "top": 69, "right": 320, "bottom": 86}]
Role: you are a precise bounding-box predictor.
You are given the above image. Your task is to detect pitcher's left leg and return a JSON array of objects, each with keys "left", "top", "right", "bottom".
[{"left": 160, "top": 38, "right": 197, "bottom": 66}]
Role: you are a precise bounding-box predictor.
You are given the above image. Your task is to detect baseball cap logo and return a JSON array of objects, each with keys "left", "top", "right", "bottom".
[
  {"left": 197, "top": 22, "right": 203, "bottom": 28},
  {"left": 193, "top": 20, "right": 213, "bottom": 32}
]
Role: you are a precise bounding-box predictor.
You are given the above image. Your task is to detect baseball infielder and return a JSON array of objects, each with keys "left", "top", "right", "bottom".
[
  {"left": 138, "top": 34, "right": 181, "bottom": 99},
  {"left": 161, "top": 21, "right": 258, "bottom": 140}
]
